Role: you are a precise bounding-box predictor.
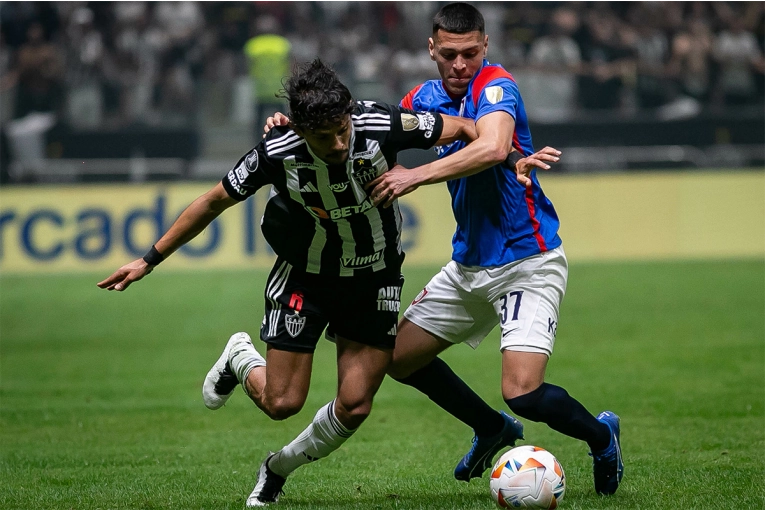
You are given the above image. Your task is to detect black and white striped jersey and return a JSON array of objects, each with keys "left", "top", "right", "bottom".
[{"left": 221, "top": 100, "right": 444, "bottom": 277}]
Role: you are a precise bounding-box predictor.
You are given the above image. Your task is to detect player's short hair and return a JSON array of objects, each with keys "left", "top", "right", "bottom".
[
  {"left": 280, "top": 59, "right": 354, "bottom": 132},
  {"left": 432, "top": 2, "right": 485, "bottom": 36}
]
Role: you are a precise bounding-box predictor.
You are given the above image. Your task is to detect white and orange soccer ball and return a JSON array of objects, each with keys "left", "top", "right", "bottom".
[{"left": 489, "top": 446, "right": 566, "bottom": 509}]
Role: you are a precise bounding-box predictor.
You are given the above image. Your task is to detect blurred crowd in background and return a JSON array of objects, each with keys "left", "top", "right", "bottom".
[{"left": 2, "top": 1, "right": 764, "bottom": 132}]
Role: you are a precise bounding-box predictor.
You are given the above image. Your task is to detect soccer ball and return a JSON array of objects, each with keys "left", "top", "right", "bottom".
[{"left": 489, "top": 446, "right": 566, "bottom": 509}]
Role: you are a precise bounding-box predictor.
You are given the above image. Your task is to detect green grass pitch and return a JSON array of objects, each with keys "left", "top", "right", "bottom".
[{"left": 1, "top": 259, "right": 763, "bottom": 509}]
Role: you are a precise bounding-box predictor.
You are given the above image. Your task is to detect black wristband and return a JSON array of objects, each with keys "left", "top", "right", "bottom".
[
  {"left": 505, "top": 150, "right": 524, "bottom": 169},
  {"left": 143, "top": 245, "right": 165, "bottom": 265}
]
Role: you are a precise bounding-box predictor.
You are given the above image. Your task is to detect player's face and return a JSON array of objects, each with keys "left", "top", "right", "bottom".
[
  {"left": 429, "top": 30, "right": 488, "bottom": 96},
  {"left": 298, "top": 115, "right": 352, "bottom": 165}
]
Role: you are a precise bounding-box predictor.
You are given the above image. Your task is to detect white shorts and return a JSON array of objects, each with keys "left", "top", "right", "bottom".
[{"left": 403, "top": 246, "right": 568, "bottom": 356}]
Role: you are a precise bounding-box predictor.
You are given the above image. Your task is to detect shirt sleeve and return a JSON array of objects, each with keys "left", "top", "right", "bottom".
[
  {"left": 221, "top": 143, "right": 273, "bottom": 201},
  {"left": 474, "top": 78, "right": 521, "bottom": 123},
  {"left": 382, "top": 103, "right": 444, "bottom": 151}
]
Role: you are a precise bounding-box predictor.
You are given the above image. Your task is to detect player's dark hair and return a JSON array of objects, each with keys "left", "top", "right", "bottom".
[
  {"left": 432, "top": 2, "right": 485, "bottom": 36},
  {"left": 279, "top": 59, "right": 354, "bottom": 131}
]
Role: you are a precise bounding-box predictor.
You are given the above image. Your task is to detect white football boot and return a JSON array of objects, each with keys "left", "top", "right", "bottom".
[{"left": 202, "top": 332, "right": 260, "bottom": 410}]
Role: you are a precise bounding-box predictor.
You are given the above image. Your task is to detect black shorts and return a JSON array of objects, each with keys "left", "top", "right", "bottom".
[{"left": 260, "top": 258, "right": 404, "bottom": 353}]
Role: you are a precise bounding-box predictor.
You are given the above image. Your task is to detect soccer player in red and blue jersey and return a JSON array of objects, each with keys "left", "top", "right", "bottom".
[{"left": 368, "top": 3, "right": 623, "bottom": 496}]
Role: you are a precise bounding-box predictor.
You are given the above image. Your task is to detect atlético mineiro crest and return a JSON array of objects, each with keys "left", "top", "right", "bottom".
[
  {"left": 285, "top": 291, "right": 306, "bottom": 338},
  {"left": 285, "top": 313, "right": 305, "bottom": 338},
  {"left": 352, "top": 158, "right": 378, "bottom": 186}
]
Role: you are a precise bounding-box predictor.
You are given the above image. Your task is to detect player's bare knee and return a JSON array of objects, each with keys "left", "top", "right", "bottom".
[
  {"left": 262, "top": 396, "right": 304, "bottom": 421},
  {"left": 334, "top": 396, "right": 373, "bottom": 426}
]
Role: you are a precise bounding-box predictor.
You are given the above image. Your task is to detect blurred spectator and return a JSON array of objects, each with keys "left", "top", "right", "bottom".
[
  {"left": 12, "top": 22, "right": 63, "bottom": 119},
  {"left": 244, "top": 15, "right": 291, "bottom": 135},
  {"left": 503, "top": 3, "right": 549, "bottom": 67},
  {"left": 627, "top": 4, "right": 670, "bottom": 109},
  {"left": 64, "top": 7, "right": 105, "bottom": 127},
  {"left": 578, "top": 9, "right": 635, "bottom": 111},
  {"left": 712, "top": 17, "right": 764, "bottom": 107},
  {"left": 525, "top": 7, "right": 582, "bottom": 120},
  {"left": 667, "top": 19, "right": 713, "bottom": 104}
]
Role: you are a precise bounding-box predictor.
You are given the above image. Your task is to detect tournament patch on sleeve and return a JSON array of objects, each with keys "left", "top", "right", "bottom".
[{"left": 484, "top": 86, "right": 504, "bottom": 105}]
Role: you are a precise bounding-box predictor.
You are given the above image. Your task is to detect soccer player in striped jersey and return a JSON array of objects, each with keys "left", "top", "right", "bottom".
[
  {"left": 368, "top": 3, "right": 623, "bottom": 496},
  {"left": 97, "top": 59, "right": 483, "bottom": 507}
]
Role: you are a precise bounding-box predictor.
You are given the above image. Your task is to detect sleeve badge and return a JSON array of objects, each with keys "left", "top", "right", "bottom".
[{"left": 484, "top": 86, "right": 504, "bottom": 104}]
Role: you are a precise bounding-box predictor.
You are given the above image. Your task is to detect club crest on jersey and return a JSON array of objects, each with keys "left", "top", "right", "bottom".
[
  {"left": 484, "top": 86, "right": 504, "bottom": 104},
  {"left": 352, "top": 158, "right": 378, "bottom": 186},
  {"left": 401, "top": 113, "right": 419, "bottom": 131}
]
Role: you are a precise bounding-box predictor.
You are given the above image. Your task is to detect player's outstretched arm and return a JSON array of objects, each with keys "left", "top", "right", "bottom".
[
  {"left": 368, "top": 111, "right": 514, "bottom": 207},
  {"left": 97, "top": 182, "right": 238, "bottom": 291},
  {"left": 437, "top": 115, "right": 478, "bottom": 145}
]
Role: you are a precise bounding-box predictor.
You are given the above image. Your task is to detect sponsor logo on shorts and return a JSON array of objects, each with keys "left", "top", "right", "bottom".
[
  {"left": 341, "top": 250, "right": 382, "bottom": 269},
  {"left": 377, "top": 285, "right": 401, "bottom": 312},
  {"left": 285, "top": 292, "right": 306, "bottom": 338},
  {"left": 411, "top": 288, "right": 428, "bottom": 305},
  {"left": 548, "top": 317, "right": 558, "bottom": 338}
]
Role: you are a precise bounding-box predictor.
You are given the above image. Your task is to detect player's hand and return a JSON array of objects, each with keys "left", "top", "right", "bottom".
[
  {"left": 263, "top": 112, "right": 290, "bottom": 137},
  {"left": 515, "top": 147, "right": 561, "bottom": 188},
  {"left": 97, "top": 258, "right": 154, "bottom": 291},
  {"left": 365, "top": 164, "right": 420, "bottom": 208}
]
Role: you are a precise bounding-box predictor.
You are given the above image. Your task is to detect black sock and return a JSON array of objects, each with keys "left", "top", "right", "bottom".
[
  {"left": 393, "top": 357, "right": 505, "bottom": 437},
  {"left": 506, "top": 383, "right": 610, "bottom": 451}
]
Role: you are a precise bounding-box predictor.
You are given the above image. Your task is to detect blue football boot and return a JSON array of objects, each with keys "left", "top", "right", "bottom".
[
  {"left": 454, "top": 411, "right": 524, "bottom": 481},
  {"left": 590, "top": 411, "right": 623, "bottom": 495}
]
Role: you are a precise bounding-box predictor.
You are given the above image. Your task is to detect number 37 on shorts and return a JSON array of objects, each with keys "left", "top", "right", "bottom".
[{"left": 403, "top": 247, "right": 569, "bottom": 356}]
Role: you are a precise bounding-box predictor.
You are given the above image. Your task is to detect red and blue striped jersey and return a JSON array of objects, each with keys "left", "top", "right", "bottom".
[{"left": 401, "top": 60, "right": 561, "bottom": 267}]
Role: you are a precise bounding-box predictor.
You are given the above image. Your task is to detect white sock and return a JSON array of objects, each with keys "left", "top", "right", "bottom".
[
  {"left": 229, "top": 338, "right": 266, "bottom": 391},
  {"left": 268, "top": 400, "right": 355, "bottom": 477}
]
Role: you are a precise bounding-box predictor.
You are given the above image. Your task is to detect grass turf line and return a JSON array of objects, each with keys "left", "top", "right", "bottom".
[{"left": 1, "top": 259, "right": 763, "bottom": 509}]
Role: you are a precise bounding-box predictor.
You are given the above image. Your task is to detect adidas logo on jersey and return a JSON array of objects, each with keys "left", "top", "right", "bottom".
[{"left": 299, "top": 182, "right": 319, "bottom": 193}]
